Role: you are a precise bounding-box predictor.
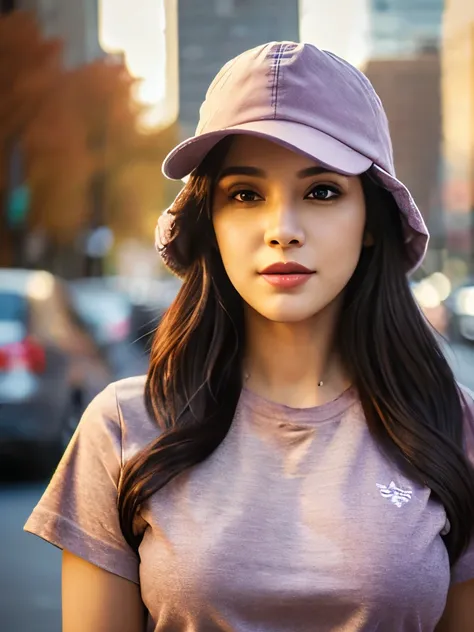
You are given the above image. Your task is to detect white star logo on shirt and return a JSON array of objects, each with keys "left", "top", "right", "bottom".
[{"left": 376, "top": 481, "right": 413, "bottom": 508}]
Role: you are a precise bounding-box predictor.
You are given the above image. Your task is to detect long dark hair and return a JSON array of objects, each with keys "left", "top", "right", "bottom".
[{"left": 118, "top": 139, "right": 474, "bottom": 566}]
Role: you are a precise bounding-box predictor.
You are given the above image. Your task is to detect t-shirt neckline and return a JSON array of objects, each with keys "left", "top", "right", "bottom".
[{"left": 240, "top": 384, "right": 358, "bottom": 425}]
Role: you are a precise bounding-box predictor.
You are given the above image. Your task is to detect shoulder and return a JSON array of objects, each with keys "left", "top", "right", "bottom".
[
  {"left": 458, "top": 383, "right": 474, "bottom": 461},
  {"left": 24, "top": 377, "right": 147, "bottom": 582},
  {"left": 459, "top": 383, "right": 474, "bottom": 405},
  {"left": 110, "top": 375, "right": 161, "bottom": 461},
  {"left": 89, "top": 375, "right": 148, "bottom": 423},
  {"left": 113, "top": 374, "right": 148, "bottom": 415},
  {"left": 76, "top": 375, "right": 159, "bottom": 465},
  {"left": 81, "top": 375, "right": 148, "bottom": 433}
]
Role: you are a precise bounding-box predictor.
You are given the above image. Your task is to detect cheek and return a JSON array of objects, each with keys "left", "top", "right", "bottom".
[
  {"left": 213, "top": 216, "right": 253, "bottom": 283},
  {"left": 304, "top": 206, "right": 366, "bottom": 297},
  {"left": 312, "top": 204, "right": 365, "bottom": 255},
  {"left": 318, "top": 223, "right": 365, "bottom": 268}
]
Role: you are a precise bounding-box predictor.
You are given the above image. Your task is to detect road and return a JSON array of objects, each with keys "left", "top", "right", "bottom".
[{"left": 0, "top": 342, "right": 473, "bottom": 632}]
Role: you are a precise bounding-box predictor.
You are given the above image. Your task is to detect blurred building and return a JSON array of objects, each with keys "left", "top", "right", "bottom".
[
  {"left": 177, "top": 0, "right": 299, "bottom": 136},
  {"left": 98, "top": 0, "right": 179, "bottom": 131},
  {"left": 369, "top": 0, "right": 444, "bottom": 58},
  {"left": 299, "top": 0, "right": 371, "bottom": 68},
  {"left": 364, "top": 54, "right": 443, "bottom": 265},
  {"left": 18, "top": 0, "right": 103, "bottom": 67},
  {"left": 361, "top": 0, "right": 445, "bottom": 273},
  {"left": 441, "top": 1, "right": 474, "bottom": 272}
]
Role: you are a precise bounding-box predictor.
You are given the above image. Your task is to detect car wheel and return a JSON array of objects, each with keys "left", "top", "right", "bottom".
[
  {"left": 59, "top": 391, "right": 83, "bottom": 451},
  {"left": 30, "top": 393, "right": 83, "bottom": 479},
  {"left": 32, "top": 441, "right": 63, "bottom": 480}
]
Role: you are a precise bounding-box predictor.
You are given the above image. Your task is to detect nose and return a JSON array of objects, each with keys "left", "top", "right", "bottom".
[{"left": 263, "top": 201, "right": 305, "bottom": 249}]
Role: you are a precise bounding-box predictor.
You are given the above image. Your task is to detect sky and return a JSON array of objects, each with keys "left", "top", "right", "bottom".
[
  {"left": 98, "top": 0, "right": 173, "bottom": 128},
  {"left": 298, "top": 0, "right": 372, "bottom": 68}
]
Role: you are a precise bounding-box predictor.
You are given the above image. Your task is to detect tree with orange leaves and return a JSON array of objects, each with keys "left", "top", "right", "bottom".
[
  {"left": 1, "top": 11, "right": 177, "bottom": 273},
  {"left": 60, "top": 58, "right": 178, "bottom": 241},
  {"left": 0, "top": 10, "right": 63, "bottom": 266},
  {"left": 25, "top": 55, "right": 178, "bottom": 274}
]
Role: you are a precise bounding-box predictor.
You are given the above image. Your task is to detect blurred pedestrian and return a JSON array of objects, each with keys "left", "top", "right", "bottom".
[{"left": 25, "top": 42, "right": 474, "bottom": 631}]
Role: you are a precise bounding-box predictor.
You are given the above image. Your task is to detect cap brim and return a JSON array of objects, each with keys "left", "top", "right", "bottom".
[
  {"left": 162, "top": 119, "right": 372, "bottom": 180},
  {"left": 161, "top": 120, "right": 429, "bottom": 274}
]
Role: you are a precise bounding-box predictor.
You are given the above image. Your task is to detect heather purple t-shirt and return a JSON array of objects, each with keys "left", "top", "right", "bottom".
[{"left": 25, "top": 376, "right": 474, "bottom": 631}]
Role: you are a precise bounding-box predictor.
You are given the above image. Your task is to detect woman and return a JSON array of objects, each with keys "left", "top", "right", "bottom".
[{"left": 25, "top": 42, "right": 474, "bottom": 631}]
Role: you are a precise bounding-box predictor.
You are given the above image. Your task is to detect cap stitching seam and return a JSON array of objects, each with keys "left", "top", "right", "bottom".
[
  {"left": 274, "top": 42, "right": 287, "bottom": 118},
  {"left": 269, "top": 42, "right": 284, "bottom": 116}
]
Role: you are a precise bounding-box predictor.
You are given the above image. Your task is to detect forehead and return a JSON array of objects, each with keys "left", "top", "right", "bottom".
[{"left": 222, "top": 134, "right": 321, "bottom": 170}]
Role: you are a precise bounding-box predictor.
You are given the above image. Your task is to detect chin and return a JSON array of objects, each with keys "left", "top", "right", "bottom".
[
  {"left": 252, "top": 299, "right": 330, "bottom": 324},
  {"left": 263, "top": 312, "right": 317, "bottom": 324}
]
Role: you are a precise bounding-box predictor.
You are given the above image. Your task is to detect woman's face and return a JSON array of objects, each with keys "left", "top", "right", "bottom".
[{"left": 212, "top": 136, "right": 367, "bottom": 323}]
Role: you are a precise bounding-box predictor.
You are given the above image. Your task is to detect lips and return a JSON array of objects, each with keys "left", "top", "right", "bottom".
[
  {"left": 260, "top": 261, "right": 314, "bottom": 275},
  {"left": 259, "top": 261, "right": 315, "bottom": 289}
]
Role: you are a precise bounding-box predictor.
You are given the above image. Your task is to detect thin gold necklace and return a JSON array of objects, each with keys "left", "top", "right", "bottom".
[{"left": 244, "top": 372, "right": 324, "bottom": 387}]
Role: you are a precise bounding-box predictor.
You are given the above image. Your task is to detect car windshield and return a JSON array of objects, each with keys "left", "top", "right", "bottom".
[
  {"left": 69, "top": 286, "right": 131, "bottom": 326},
  {"left": 0, "top": 291, "right": 27, "bottom": 322},
  {"left": 0, "top": 291, "right": 28, "bottom": 346}
]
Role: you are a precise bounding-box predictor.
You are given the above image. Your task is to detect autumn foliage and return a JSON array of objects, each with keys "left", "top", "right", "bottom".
[{"left": 0, "top": 10, "right": 177, "bottom": 267}]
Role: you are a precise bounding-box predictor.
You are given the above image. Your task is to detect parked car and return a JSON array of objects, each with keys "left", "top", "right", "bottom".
[
  {"left": 68, "top": 278, "right": 132, "bottom": 344},
  {"left": 68, "top": 277, "right": 147, "bottom": 376},
  {"left": 445, "top": 277, "right": 474, "bottom": 344},
  {"left": 0, "top": 268, "right": 112, "bottom": 473},
  {"left": 99, "top": 275, "right": 181, "bottom": 353}
]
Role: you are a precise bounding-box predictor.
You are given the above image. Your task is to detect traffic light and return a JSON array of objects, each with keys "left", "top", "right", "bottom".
[{"left": 6, "top": 183, "right": 30, "bottom": 228}]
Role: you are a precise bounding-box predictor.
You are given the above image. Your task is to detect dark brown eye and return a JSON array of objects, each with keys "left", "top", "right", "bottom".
[
  {"left": 306, "top": 185, "right": 340, "bottom": 201},
  {"left": 231, "top": 190, "right": 262, "bottom": 203}
]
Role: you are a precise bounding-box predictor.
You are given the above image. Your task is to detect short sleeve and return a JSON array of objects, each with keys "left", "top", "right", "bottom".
[
  {"left": 23, "top": 383, "right": 139, "bottom": 584},
  {"left": 450, "top": 384, "right": 474, "bottom": 585}
]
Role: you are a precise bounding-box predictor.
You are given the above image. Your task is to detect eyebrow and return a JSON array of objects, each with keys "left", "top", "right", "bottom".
[{"left": 217, "top": 165, "right": 338, "bottom": 180}]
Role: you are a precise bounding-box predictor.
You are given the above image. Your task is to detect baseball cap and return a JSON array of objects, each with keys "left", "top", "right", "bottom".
[{"left": 158, "top": 41, "right": 429, "bottom": 276}]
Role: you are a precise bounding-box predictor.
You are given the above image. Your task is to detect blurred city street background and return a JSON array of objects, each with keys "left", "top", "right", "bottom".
[{"left": 1, "top": 0, "right": 474, "bottom": 630}]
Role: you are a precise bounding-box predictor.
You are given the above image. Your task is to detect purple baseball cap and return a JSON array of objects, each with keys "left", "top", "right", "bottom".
[{"left": 159, "top": 41, "right": 429, "bottom": 275}]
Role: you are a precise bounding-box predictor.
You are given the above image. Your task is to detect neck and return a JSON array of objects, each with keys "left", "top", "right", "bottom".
[{"left": 243, "top": 303, "right": 351, "bottom": 408}]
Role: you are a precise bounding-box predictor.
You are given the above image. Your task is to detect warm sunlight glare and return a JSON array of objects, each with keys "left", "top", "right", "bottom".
[{"left": 98, "top": 0, "right": 177, "bottom": 129}]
